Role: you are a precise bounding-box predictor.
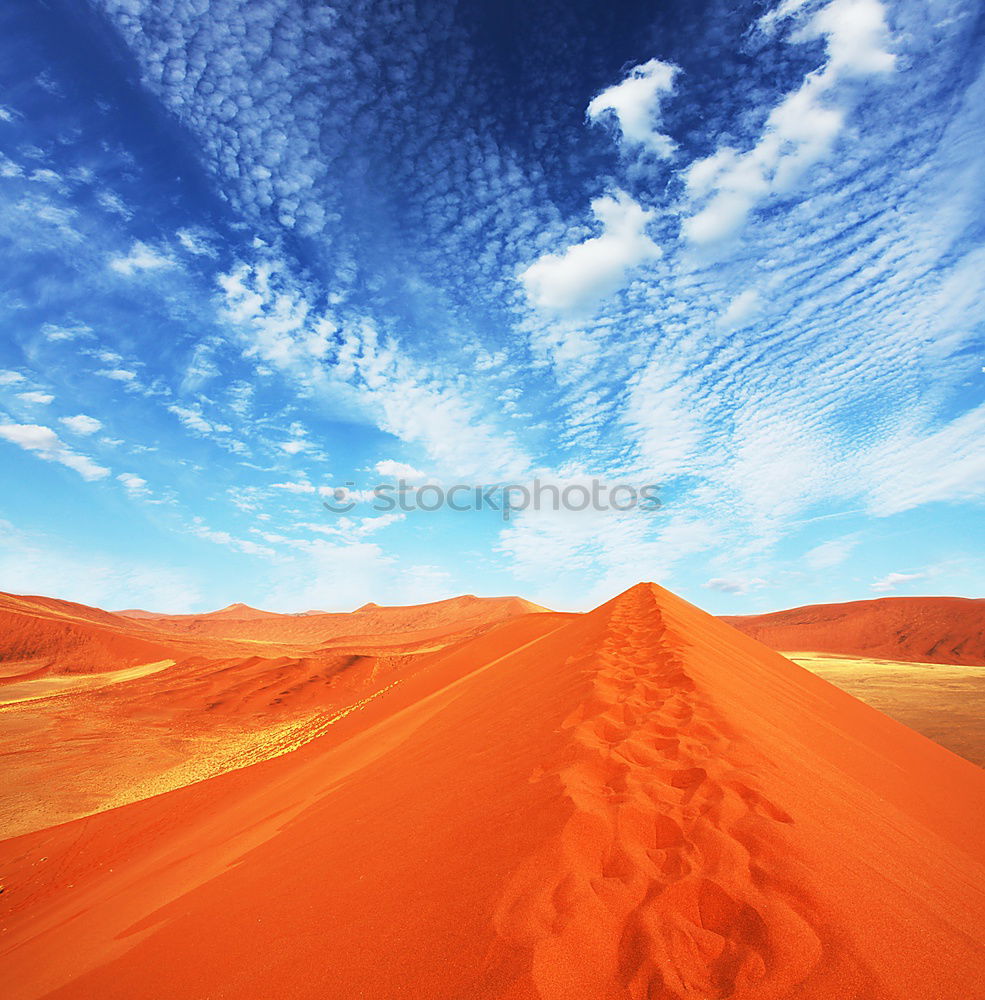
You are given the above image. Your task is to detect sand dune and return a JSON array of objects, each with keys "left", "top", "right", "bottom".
[
  {"left": 0, "top": 593, "right": 179, "bottom": 678},
  {"left": 2, "top": 582, "right": 983, "bottom": 998},
  {"left": 117, "top": 601, "right": 284, "bottom": 621},
  {"left": 0, "top": 590, "right": 546, "bottom": 675},
  {"left": 723, "top": 595, "right": 985, "bottom": 665},
  {"left": 0, "top": 590, "right": 553, "bottom": 838},
  {"left": 113, "top": 592, "right": 549, "bottom": 645}
]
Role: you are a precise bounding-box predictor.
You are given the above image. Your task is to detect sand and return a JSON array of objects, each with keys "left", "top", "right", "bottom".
[
  {"left": 0, "top": 591, "right": 551, "bottom": 839},
  {"left": 2, "top": 582, "right": 984, "bottom": 998},
  {"left": 723, "top": 595, "right": 985, "bottom": 665},
  {"left": 790, "top": 651, "right": 985, "bottom": 767}
]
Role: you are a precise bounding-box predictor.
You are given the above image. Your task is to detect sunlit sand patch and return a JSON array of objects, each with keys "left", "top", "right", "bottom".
[
  {"left": 0, "top": 659, "right": 176, "bottom": 707},
  {"left": 103, "top": 678, "right": 403, "bottom": 811},
  {"left": 788, "top": 651, "right": 985, "bottom": 767}
]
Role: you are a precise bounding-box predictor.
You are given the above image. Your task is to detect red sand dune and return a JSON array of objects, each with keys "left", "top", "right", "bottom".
[
  {"left": 115, "top": 593, "right": 549, "bottom": 645},
  {"left": 0, "top": 590, "right": 547, "bottom": 677},
  {"left": 2, "top": 582, "right": 984, "bottom": 998},
  {"left": 0, "top": 592, "right": 178, "bottom": 678},
  {"left": 0, "top": 589, "right": 552, "bottom": 838},
  {"left": 723, "top": 595, "right": 985, "bottom": 665},
  {"left": 116, "top": 601, "right": 284, "bottom": 621}
]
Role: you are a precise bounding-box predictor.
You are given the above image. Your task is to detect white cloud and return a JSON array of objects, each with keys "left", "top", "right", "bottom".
[
  {"left": 861, "top": 402, "right": 985, "bottom": 515},
  {"left": 176, "top": 227, "right": 218, "bottom": 257},
  {"left": 219, "top": 259, "right": 529, "bottom": 480},
  {"left": 42, "top": 322, "right": 93, "bottom": 342},
  {"left": 586, "top": 58, "right": 679, "bottom": 157},
  {"left": 167, "top": 403, "right": 230, "bottom": 436},
  {"left": 354, "top": 512, "right": 404, "bottom": 534},
  {"left": 374, "top": 459, "right": 425, "bottom": 480},
  {"left": 189, "top": 520, "right": 274, "bottom": 557},
  {"left": 308, "top": 512, "right": 407, "bottom": 539},
  {"left": 521, "top": 191, "right": 660, "bottom": 316},
  {"left": 96, "top": 190, "right": 133, "bottom": 219},
  {"left": 108, "top": 240, "right": 177, "bottom": 276},
  {"left": 683, "top": 0, "right": 895, "bottom": 244},
  {"left": 17, "top": 391, "right": 54, "bottom": 405},
  {"left": 0, "top": 423, "right": 110, "bottom": 481},
  {"left": 718, "top": 289, "right": 761, "bottom": 329},
  {"left": 802, "top": 0, "right": 896, "bottom": 77},
  {"left": 871, "top": 570, "right": 924, "bottom": 593},
  {"left": 117, "top": 472, "right": 149, "bottom": 495},
  {"left": 271, "top": 481, "right": 316, "bottom": 494},
  {"left": 805, "top": 535, "right": 858, "bottom": 570},
  {"left": 756, "top": 0, "right": 817, "bottom": 35},
  {"left": 704, "top": 575, "right": 768, "bottom": 594},
  {"left": 279, "top": 439, "right": 308, "bottom": 455},
  {"left": 0, "top": 370, "right": 26, "bottom": 385},
  {"left": 60, "top": 414, "right": 103, "bottom": 436},
  {"left": 97, "top": 368, "right": 139, "bottom": 382}
]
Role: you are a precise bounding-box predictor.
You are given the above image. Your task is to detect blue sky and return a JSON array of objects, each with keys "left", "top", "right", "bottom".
[{"left": 0, "top": 0, "right": 982, "bottom": 614}]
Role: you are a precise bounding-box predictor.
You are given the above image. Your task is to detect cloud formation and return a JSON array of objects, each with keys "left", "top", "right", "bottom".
[
  {"left": 0, "top": 423, "right": 109, "bottom": 481},
  {"left": 683, "top": 0, "right": 896, "bottom": 244},
  {"left": 587, "top": 59, "right": 679, "bottom": 157},
  {"left": 521, "top": 191, "right": 660, "bottom": 316}
]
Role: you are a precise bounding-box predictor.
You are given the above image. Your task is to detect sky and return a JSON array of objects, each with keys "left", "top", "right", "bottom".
[{"left": 0, "top": 0, "right": 982, "bottom": 614}]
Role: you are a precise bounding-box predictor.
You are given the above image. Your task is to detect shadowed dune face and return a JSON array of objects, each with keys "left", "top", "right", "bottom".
[
  {"left": 723, "top": 596, "right": 985, "bottom": 666},
  {"left": 1, "top": 583, "right": 984, "bottom": 999}
]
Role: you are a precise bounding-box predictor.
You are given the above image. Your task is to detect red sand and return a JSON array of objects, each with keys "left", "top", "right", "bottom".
[
  {"left": 0, "top": 593, "right": 178, "bottom": 678},
  {"left": 723, "top": 595, "right": 985, "bottom": 666},
  {"left": 0, "top": 590, "right": 547, "bottom": 676},
  {"left": 2, "top": 582, "right": 984, "bottom": 998}
]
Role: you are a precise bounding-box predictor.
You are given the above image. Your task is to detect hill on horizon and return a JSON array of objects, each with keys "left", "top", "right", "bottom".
[{"left": 723, "top": 595, "right": 985, "bottom": 666}]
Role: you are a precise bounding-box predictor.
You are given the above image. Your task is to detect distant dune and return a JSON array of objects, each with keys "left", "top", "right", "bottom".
[
  {"left": 723, "top": 595, "right": 985, "bottom": 666},
  {"left": 2, "top": 582, "right": 983, "bottom": 998},
  {"left": 1, "top": 590, "right": 549, "bottom": 678},
  {"left": 117, "top": 601, "right": 285, "bottom": 621},
  {"left": 0, "top": 592, "right": 178, "bottom": 678},
  {"left": 113, "top": 592, "right": 550, "bottom": 645}
]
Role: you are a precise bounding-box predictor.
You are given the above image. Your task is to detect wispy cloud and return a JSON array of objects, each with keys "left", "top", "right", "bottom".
[
  {"left": 108, "top": 240, "right": 177, "bottom": 276},
  {"left": 871, "top": 570, "right": 924, "bottom": 593},
  {"left": 0, "top": 423, "right": 109, "bottom": 480},
  {"left": 60, "top": 414, "right": 103, "bottom": 436},
  {"left": 683, "top": 0, "right": 896, "bottom": 244}
]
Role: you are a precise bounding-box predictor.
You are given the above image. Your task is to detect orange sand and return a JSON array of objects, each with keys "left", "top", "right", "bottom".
[
  {"left": 723, "top": 595, "right": 985, "bottom": 666},
  {"left": 2, "top": 583, "right": 984, "bottom": 998}
]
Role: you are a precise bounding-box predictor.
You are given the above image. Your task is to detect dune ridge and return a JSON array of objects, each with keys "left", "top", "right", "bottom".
[{"left": 492, "top": 585, "right": 827, "bottom": 998}]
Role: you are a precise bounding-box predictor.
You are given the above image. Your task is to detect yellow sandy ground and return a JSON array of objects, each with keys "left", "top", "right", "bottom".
[{"left": 788, "top": 651, "right": 985, "bottom": 767}]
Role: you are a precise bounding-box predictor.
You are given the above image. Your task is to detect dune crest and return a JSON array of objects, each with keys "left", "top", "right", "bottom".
[{"left": 492, "top": 584, "right": 826, "bottom": 998}]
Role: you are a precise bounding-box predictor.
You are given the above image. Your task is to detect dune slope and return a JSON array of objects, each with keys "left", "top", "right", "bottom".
[
  {"left": 723, "top": 595, "right": 985, "bottom": 665},
  {"left": 0, "top": 593, "right": 179, "bottom": 678},
  {"left": 1, "top": 583, "right": 984, "bottom": 999}
]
